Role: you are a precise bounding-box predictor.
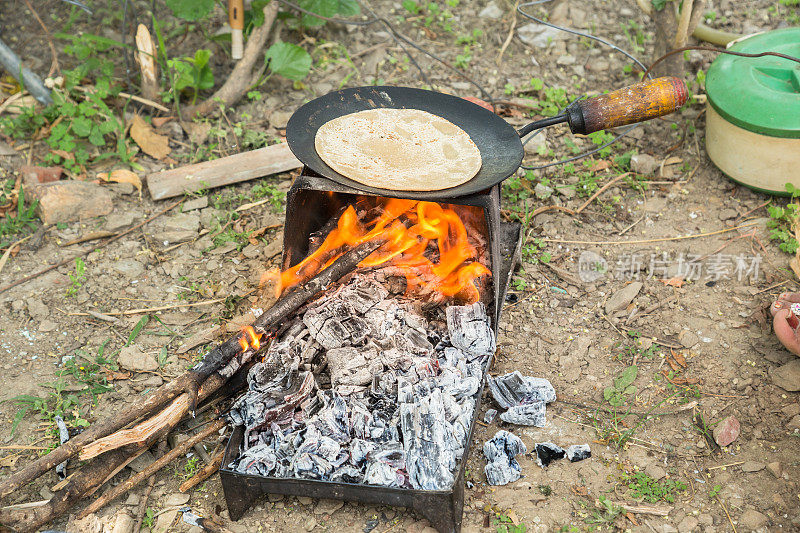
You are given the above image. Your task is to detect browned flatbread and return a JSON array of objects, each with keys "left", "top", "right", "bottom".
[{"left": 314, "top": 108, "right": 482, "bottom": 191}]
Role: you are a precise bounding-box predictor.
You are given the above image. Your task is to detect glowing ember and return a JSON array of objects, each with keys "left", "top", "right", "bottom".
[
  {"left": 272, "top": 199, "right": 490, "bottom": 303},
  {"left": 239, "top": 326, "right": 263, "bottom": 352}
]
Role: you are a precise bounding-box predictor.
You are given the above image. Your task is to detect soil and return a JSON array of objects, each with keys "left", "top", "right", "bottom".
[{"left": 1, "top": 0, "right": 799, "bottom": 532}]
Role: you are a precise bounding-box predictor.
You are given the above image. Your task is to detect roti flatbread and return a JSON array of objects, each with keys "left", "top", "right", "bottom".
[{"left": 314, "top": 108, "right": 482, "bottom": 191}]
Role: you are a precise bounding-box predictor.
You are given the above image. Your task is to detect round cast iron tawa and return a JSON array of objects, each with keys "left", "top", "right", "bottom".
[{"left": 286, "top": 86, "right": 524, "bottom": 200}]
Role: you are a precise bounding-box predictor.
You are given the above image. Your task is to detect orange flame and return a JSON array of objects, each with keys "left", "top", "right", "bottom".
[
  {"left": 273, "top": 199, "right": 491, "bottom": 304},
  {"left": 238, "top": 326, "right": 262, "bottom": 352}
]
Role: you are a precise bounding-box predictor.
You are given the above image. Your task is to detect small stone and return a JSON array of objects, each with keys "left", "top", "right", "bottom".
[
  {"left": 128, "top": 451, "right": 155, "bottom": 473},
  {"left": 20, "top": 164, "right": 63, "bottom": 185},
  {"left": 741, "top": 461, "right": 765, "bottom": 473},
  {"left": 738, "top": 509, "right": 768, "bottom": 530},
  {"left": 697, "top": 514, "right": 713, "bottom": 526},
  {"left": 105, "top": 211, "right": 136, "bottom": 231},
  {"left": 28, "top": 180, "right": 113, "bottom": 224},
  {"left": 479, "top": 1, "right": 503, "bottom": 19},
  {"left": 679, "top": 330, "right": 700, "bottom": 348},
  {"left": 163, "top": 492, "right": 190, "bottom": 506},
  {"left": 112, "top": 513, "right": 135, "bottom": 533},
  {"left": 267, "top": 493, "right": 284, "bottom": 502},
  {"left": 517, "top": 23, "right": 567, "bottom": 48},
  {"left": 660, "top": 525, "right": 678, "bottom": 533},
  {"left": 142, "top": 375, "right": 163, "bottom": 387},
  {"left": 153, "top": 509, "right": 179, "bottom": 533},
  {"left": 269, "top": 110, "right": 293, "bottom": 129},
  {"left": 303, "top": 517, "right": 317, "bottom": 531},
  {"left": 182, "top": 196, "right": 209, "bottom": 212},
  {"left": 645, "top": 464, "right": 666, "bottom": 480},
  {"left": 677, "top": 515, "right": 698, "bottom": 533},
  {"left": 522, "top": 130, "right": 547, "bottom": 156},
  {"left": 556, "top": 54, "right": 576, "bottom": 66},
  {"left": 769, "top": 359, "right": 800, "bottom": 392},
  {"left": 297, "top": 496, "right": 313, "bottom": 505},
  {"left": 604, "top": 281, "right": 642, "bottom": 314},
  {"left": 117, "top": 345, "right": 159, "bottom": 372},
  {"left": 767, "top": 461, "right": 783, "bottom": 478},
  {"left": 314, "top": 498, "right": 344, "bottom": 515},
  {"left": 112, "top": 258, "right": 145, "bottom": 278},
  {"left": 630, "top": 153, "right": 658, "bottom": 175},
  {"left": 163, "top": 212, "right": 200, "bottom": 232},
  {"left": 125, "top": 493, "right": 140, "bottom": 506},
  {"left": 781, "top": 403, "right": 800, "bottom": 418},
  {"left": 242, "top": 244, "right": 261, "bottom": 259},
  {"left": 712, "top": 415, "right": 740, "bottom": 447},
  {"left": 39, "top": 319, "right": 57, "bottom": 332},
  {"left": 534, "top": 183, "right": 553, "bottom": 199},
  {"left": 719, "top": 208, "right": 738, "bottom": 220},
  {"left": 787, "top": 414, "right": 800, "bottom": 430}
]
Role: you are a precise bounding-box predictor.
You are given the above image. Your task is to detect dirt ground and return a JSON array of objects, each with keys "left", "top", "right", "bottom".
[{"left": 1, "top": 0, "right": 799, "bottom": 531}]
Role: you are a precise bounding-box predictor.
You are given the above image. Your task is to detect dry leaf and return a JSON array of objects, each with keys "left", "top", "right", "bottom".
[
  {"left": 151, "top": 116, "right": 174, "bottom": 128},
  {"left": 130, "top": 115, "right": 170, "bottom": 159},
  {"left": 0, "top": 455, "right": 20, "bottom": 468},
  {"left": 666, "top": 357, "right": 680, "bottom": 372},
  {"left": 97, "top": 168, "right": 142, "bottom": 193},
  {"left": 51, "top": 149, "right": 74, "bottom": 161},
  {"left": 663, "top": 156, "right": 683, "bottom": 166},
  {"left": 625, "top": 512, "right": 639, "bottom": 526},
  {"left": 659, "top": 276, "right": 685, "bottom": 288},
  {"left": 588, "top": 160, "right": 612, "bottom": 172},
  {"left": 671, "top": 348, "right": 687, "bottom": 368}
]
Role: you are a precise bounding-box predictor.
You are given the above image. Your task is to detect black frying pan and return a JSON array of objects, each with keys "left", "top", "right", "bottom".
[{"left": 285, "top": 79, "right": 687, "bottom": 199}]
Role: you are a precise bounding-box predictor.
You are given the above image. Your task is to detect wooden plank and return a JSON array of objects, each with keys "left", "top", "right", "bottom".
[{"left": 146, "top": 143, "right": 302, "bottom": 200}]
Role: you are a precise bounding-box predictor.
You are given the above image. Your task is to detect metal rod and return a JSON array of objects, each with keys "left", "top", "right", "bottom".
[
  {"left": 0, "top": 37, "right": 53, "bottom": 105},
  {"left": 516, "top": 114, "right": 567, "bottom": 138}
]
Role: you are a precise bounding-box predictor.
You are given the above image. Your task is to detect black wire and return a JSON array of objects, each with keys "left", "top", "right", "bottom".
[
  {"left": 60, "top": 0, "right": 92, "bottom": 14},
  {"left": 516, "top": 0, "right": 647, "bottom": 170}
]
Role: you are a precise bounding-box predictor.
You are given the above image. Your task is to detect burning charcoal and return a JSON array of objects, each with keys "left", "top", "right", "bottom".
[
  {"left": 331, "top": 465, "right": 364, "bottom": 484},
  {"left": 340, "top": 276, "right": 389, "bottom": 313},
  {"left": 292, "top": 452, "right": 333, "bottom": 479},
  {"left": 565, "top": 444, "right": 591, "bottom": 462},
  {"left": 483, "top": 430, "right": 527, "bottom": 486},
  {"left": 326, "top": 346, "right": 381, "bottom": 389},
  {"left": 233, "top": 444, "right": 278, "bottom": 476},
  {"left": 401, "top": 389, "right": 458, "bottom": 490},
  {"left": 446, "top": 303, "right": 495, "bottom": 358},
  {"left": 304, "top": 300, "right": 370, "bottom": 349},
  {"left": 350, "top": 439, "right": 376, "bottom": 467},
  {"left": 364, "top": 446, "right": 408, "bottom": 488},
  {"left": 535, "top": 442, "right": 565, "bottom": 468},
  {"left": 487, "top": 372, "right": 556, "bottom": 410},
  {"left": 484, "top": 409, "right": 498, "bottom": 424},
  {"left": 448, "top": 376, "right": 481, "bottom": 400},
  {"left": 307, "top": 392, "right": 352, "bottom": 443},
  {"left": 499, "top": 401, "right": 546, "bottom": 427}
]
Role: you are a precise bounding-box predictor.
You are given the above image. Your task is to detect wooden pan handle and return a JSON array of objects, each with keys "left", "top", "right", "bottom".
[{"left": 566, "top": 77, "right": 688, "bottom": 135}]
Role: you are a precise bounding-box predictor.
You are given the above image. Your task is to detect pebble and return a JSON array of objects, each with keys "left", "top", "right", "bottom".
[
  {"left": 678, "top": 330, "right": 700, "bottom": 348},
  {"left": 267, "top": 493, "right": 284, "bottom": 502},
  {"left": 313, "top": 498, "right": 344, "bottom": 515},
  {"left": 127, "top": 450, "right": 155, "bottom": 472},
  {"left": 738, "top": 509, "right": 768, "bottom": 530},
  {"left": 781, "top": 403, "right": 800, "bottom": 418},
  {"left": 604, "top": 281, "right": 642, "bottom": 314},
  {"left": 767, "top": 461, "right": 783, "bottom": 478},
  {"left": 719, "top": 207, "right": 738, "bottom": 220},
  {"left": 154, "top": 509, "right": 179, "bottom": 533},
  {"left": 712, "top": 415, "right": 740, "bottom": 447},
  {"left": 478, "top": 1, "right": 503, "bottom": 19},
  {"left": 517, "top": 23, "right": 566, "bottom": 48},
  {"left": 125, "top": 493, "right": 140, "bottom": 506},
  {"left": 630, "top": 153, "right": 658, "bottom": 175},
  {"left": 182, "top": 196, "right": 209, "bottom": 212},
  {"left": 118, "top": 345, "right": 159, "bottom": 372},
  {"left": 556, "top": 54, "right": 576, "bottom": 65},
  {"left": 28, "top": 180, "right": 113, "bottom": 224},
  {"left": 534, "top": 183, "right": 553, "bottom": 199},
  {"left": 303, "top": 517, "right": 317, "bottom": 531},
  {"left": 105, "top": 211, "right": 136, "bottom": 231},
  {"left": 769, "top": 359, "right": 800, "bottom": 392},
  {"left": 677, "top": 515, "right": 698, "bottom": 533},
  {"left": 741, "top": 461, "right": 765, "bottom": 473},
  {"left": 522, "top": 130, "right": 547, "bottom": 156},
  {"left": 163, "top": 492, "right": 190, "bottom": 506},
  {"left": 112, "top": 258, "right": 145, "bottom": 278},
  {"left": 269, "top": 110, "right": 293, "bottom": 129},
  {"left": 39, "top": 319, "right": 57, "bottom": 332},
  {"left": 645, "top": 463, "right": 666, "bottom": 480},
  {"left": 112, "top": 513, "right": 135, "bottom": 533},
  {"left": 786, "top": 414, "right": 800, "bottom": 430},
  {"left": 297, "top": 496, "right": 313, "bottom": 505}
]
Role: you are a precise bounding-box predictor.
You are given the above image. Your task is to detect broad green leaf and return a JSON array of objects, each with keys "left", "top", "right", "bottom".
[
  {"left": 88, "top": 125, "right": 105, "bottom": 146},
  {"left": 615, "top": 365, "right": 638, "bottom": 390},
  {"left": 165, "top": 0, "right": 214, "bottom": 21},
  {"left": 297, "top": 0, "right": 360, "bottom": 27},
  {"left": 10, "top": 406, "right": 28, "bottom": 436},
  {"left": 265, "top": 42, "right": 311, "bottom": 81},
  {"left": 603, "top": 387, "right": 614, "bottom": 401},
  {"left": 193, "top": 49, "right": 212, "bottom": 70}
]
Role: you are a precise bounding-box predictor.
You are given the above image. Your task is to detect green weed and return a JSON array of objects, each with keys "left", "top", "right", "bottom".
[
  {"left": 619, "top": 470, "right": 686, "bottom": 503},
  {"left": 0, "top": 183, "right": 39, "bottom": 249},
  {"left": 143, "top": 508, "right": 155, "bottom": 529},
  {"left": 65, "top": 257, "right": 86, "bottom": 297},
  {"left": 603, "top": 365, "right": 637, "bottom": 407},
  {"left": 584, "top": 495, "right": 623, "bottom": 528},
  {"left": 493, "top": 513, "right": 526, "bottom": 533},
  {"left": 766, "top": 183, "right": 800, "bottom": 254}
]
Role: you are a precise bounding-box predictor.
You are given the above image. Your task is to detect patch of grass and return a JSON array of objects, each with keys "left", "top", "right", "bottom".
[
  {"left": 538, "top": 484, "right": 552, "bottom": 496},
  {"left": 583, "top": 495, "right": 623, "bottom": 528},
  {"left": 521, "top": 237, "right": 550, "bottom": 264},
  {"left": 619, "top": 470, "right": 686, "bottom": 503},
  {"left": 493, "top": 513, "right": 526, "bottom": 533},
  {"left": 766, "top": 183, "right": 800, "bottom": 254},
  {"left": 614, "top": 331, "right": 660, "bottom": 362},
  {"left": 143, "top": 508, "right": 155, "bottom": 529},
  {"left": 0, "top": 183, "right": 39, "bottom": 248},
  {"left": 176, "top": 455, "right": 201, "bottom": 480}
]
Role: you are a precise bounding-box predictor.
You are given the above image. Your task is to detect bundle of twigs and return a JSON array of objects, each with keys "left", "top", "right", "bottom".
[{"left": 0, "top": 240, "right": 382, "bottom": 532}]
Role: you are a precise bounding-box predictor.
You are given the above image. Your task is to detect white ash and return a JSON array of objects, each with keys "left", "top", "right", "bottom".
[
  {"left": 483, "top": 430, "right": 526, "bottom": 485},
  {"left": 488, "top": 371, "right": 556, "bottom": 427},
  {"left": 227, "top": 275, "right": 495, "bottom": 491}
]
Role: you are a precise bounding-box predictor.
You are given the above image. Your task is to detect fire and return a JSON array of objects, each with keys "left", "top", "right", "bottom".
[
  {"left": 274, "top": 199, "right": 491, "bottom": 303},
  {"left": 239, "top": 326, "right": 263, "bottom": 352}
]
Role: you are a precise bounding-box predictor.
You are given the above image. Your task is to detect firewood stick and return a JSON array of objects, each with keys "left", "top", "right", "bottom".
[
  {"left": 178, "top": 450, "right": 224, "bottom": 492},
  {"left": 79, "top": 419, "right": 226, "bottom": 518}
]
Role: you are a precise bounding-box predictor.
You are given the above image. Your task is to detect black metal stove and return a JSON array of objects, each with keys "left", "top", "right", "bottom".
[{"left": 220, "top": 166, "right": 523, "bottom": 533}]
